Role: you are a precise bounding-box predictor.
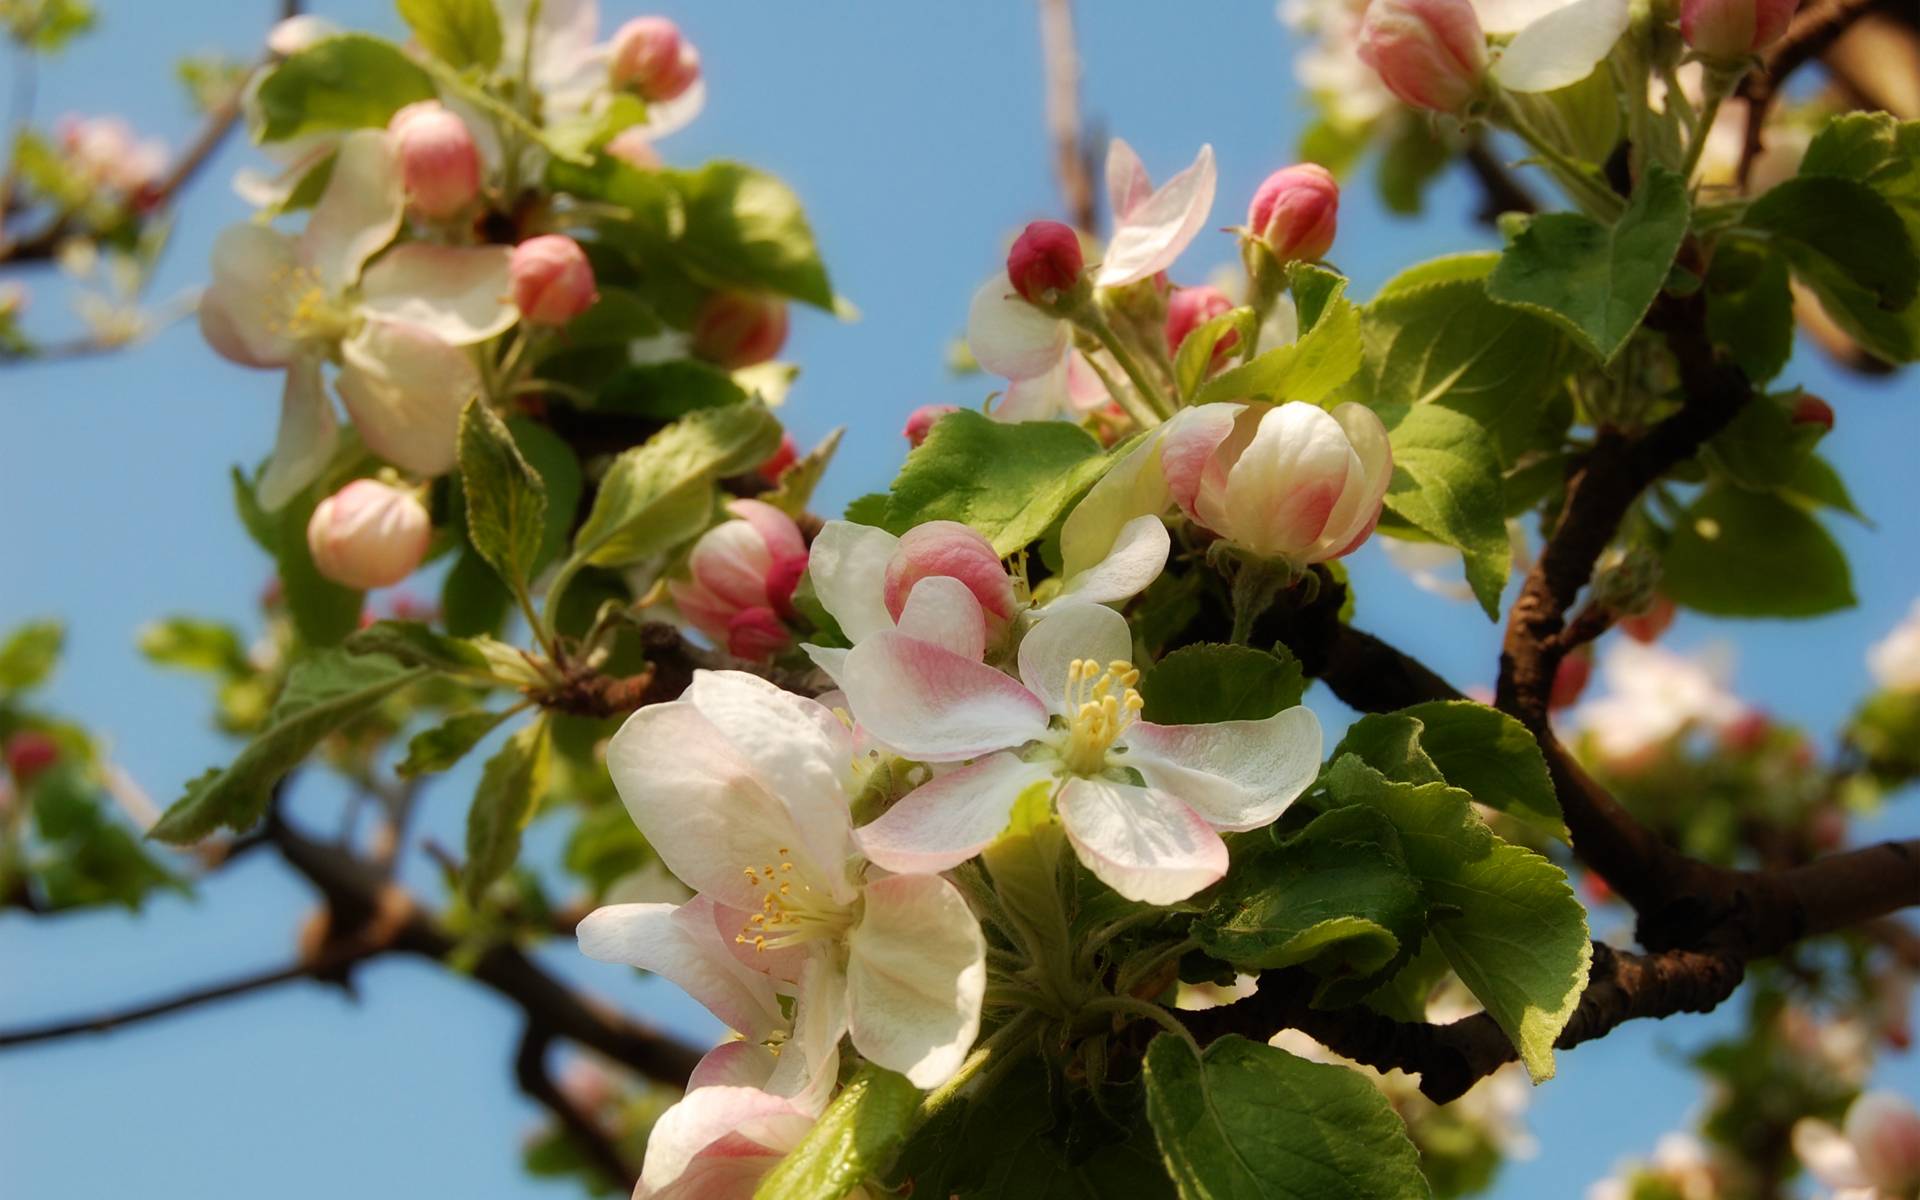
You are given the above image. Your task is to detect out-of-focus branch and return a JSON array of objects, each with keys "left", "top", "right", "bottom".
[
  {"left": 1736, "top": 0, "right": 1892, "bottom": 190},
  {"left": 1037, "top": 0, "right": 1099, "bottom": 234},
  {"left": 1462, "top": 137, "right": 1541, "bottom": 225},
  {"left": 515, "top": 1028, "right": 639, "bottom": 1192}
]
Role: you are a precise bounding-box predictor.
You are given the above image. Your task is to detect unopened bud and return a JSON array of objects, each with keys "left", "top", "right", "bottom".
[
  {"left": 510, "top": 235, "right": 598, "bottom": 327},
  {"left": 1791, "top": 392, "right": 1834, "bottom": 432},
  {"left": 1357, "top": 0, "right": 1488, "bottom": 114},
  {"left": 4, "top": 731, "right": 60, "bottom": 786},
  {"left": 882, "top": 521, "right": 1017, "bottom": 627},
  {"left": 605, "top": 127, "right": 661, "bottom": 170},
  {"left": 691, "top": 292, "right": 789, "bottom": 369},
  {"left": 1006, "top": 220, "right": 1084, "bottom": 307},
  {"left": 757, "top": 433, "right": 798, "bottom": 484},
  {"left": 1591, "top": 544, "right": 1663, "bottom": 622},
  {"left": 1680, "top": 0, "right": 1798, "bottom": 61},
  {"left": 904, "top": 404, "right": 960, "bottom": 448},
  {"left": 1246, "top": 165, "right": 1339, "bottom": 264},
  {"left": 609, "top": 17, "right": 701, "bottom": 102},
  {"left": 1619, "top": 594, "right": 1677, "bottom": 643},
  {"left": 1165, "top": 285, "right": 1237, "bottom": 361},
  {"left": 306, "top": 479, "right": 432, "bottom": 591},
  {"left": 1550, "top": 644, "right": 1594, "bottom": 711},
  {"left": 388, "top": 101, "right": 483, "bottom": 220},
  {"left": 668, "top": 500, "right": 809, "bottom": 662}
]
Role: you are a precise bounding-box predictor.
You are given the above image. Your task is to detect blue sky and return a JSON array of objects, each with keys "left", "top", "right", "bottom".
[{"left": 2, "top": 3, "right": 1917, "bottom": 1196}]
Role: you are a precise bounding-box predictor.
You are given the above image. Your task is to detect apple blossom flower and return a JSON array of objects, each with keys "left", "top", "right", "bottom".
[
  {"left": 1246, "top": 164, "right": 1339, "bottom": 264},
  {"left": 509, "top": 235, "right": 598, "bottom": 326},
  {"left": 1284, "top": 0, "right": 1398, "bottom": 126},
  {"left": 1681, "top": 0, "right": 1798, "bottom": 60},
  {"left": 1795, "top": 1092, "right": 1920, "bottom": 1200},
  {"left": 1586, "top": 1133, "right": 1724, "bottom": 1200},
  {"left": 904, "top": 404, "right": 960, "bottom": 447},
  {"left": 1868, "top": 600, "right": 1920, "bottom": 693},
  {"left": 610, "top": 17, "right": 701, "bottom": 102},
  {"left": 1357, "top": 0, "right": 1487, "bottom": 112},
  {"left": 200, "top": 130, "right": 515, "bottom": 507},
  {"left": 990, "top": 348, "right": 1112, "bottom": 424},
  {"left": 1165, "top": 286, "right": 1237, "bottom": 360},
  {"left": 57, "top": 115, "right": 168, "bottom": 197},
  {"left": 1096, "top": 139, "right": 1218, "bottom": 289},
  {"left": 1569, "top": 641, "right": 1748, "bottom": 766},
  {"left": 306, "top": 479, "right": 432, "bottom": 590},
  {"left": 599, "top": 670, "right": 987, "bottom": 1088},
  {"left": 691, "top": 292, "right": 789, "bottom": 369},
  {"left": 628, "top": 1085, "right": 853, "bottom": 1200},
  {"left": 840, "top": 603, "right": 1322, "bottom": 904},
  {"left": 667, "top": 500, "right": 810, "bottom": 661},
  {"left": 1478, "top": 0, "right": 1634, "bottom": 94},
  {"left": 496, "top": 0, "right": 706, "bottom": 146},
  {"left": 386, "top": 101, "right": 482, "bottom": 220},
  {"left": 5, "top": 731, "right": 60, "bottom": 786}
]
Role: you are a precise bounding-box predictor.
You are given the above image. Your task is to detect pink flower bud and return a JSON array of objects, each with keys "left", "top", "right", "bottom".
[
  {"left": 1619, "top": 593, "right": 1677, "bottom": 643},
  {"left": 5, "top": 731, "right": 60, "bottom": 786},
  {"left": 1006, "top": 220, "right": 1084, "bottom": 306},
  {"left": 1550, "top": 645, "right": 1594, "bottom": 711},
  {"left": 1163, "top": 402, "right": 1394, "bottom": 566},
  {"left": 1791, "top": 392, "right": 1834, "bottom": 431},
  {"left": 387, "top": 101, "right": 482, "bottom": 220},
  {"left": 757, "top": 433, "right": 798, "bottom": 484},
  {"left": 609, "top": 17, "right": 701, "bottom": 102},
  {"left": 904, "top": 404, "right": 960, "bottom": 448},
  {"left": 306, "top": 479, "right": 432, "bottom": 591},
  {"left": 1680, "top": 0, "right": 1798, "bottom": 60},
  {"left": 1357, "top": 0, "right": 1487, "bottom": 114},
  {"left": 1247, "top": 165, "right": 1339, "bottom": 264},
  {"left": 668, "top": 500, "right": 809, "bottom": 661},
  {"left": 1846, "top": 1092, "right": 1920, "bottom": 1195},
  {"left": 510, "top": 235, "right": 598, "bottom": 327},
  {"left": 1165, "top": 286, "right": 1237, "bottom": 362},
  {"left": 691, "top": 292, "right": 789, "bottom": 369},
  {"left": 605, "top": 127, "right": 661, "bottom": 170},
  {"left": 881, "top": 521, "right": 1017, "bottom": 627}
]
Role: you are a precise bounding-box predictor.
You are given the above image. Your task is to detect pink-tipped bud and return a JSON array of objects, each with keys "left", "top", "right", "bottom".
[
  {"left": 387, "top": 101, "right": 482, "bottom": 220},
  {"left": 1550, "top": 645, "right": 1594, "bottom": 711},
  {"left": 306, "top": 479, "right": 432, "bottom": 591},
  {"left": 757, "top": 433, "right": 798, "bottom": 484},
  {"left": 1165, "top": 285, "right": 1237, "bottom": 362},
  {"left": 1007, "top": 220, "right": 1084, "bottom": 307},
  {"left": 668, "top": 499, "right": 809, "bottom": 661},
  {"left": 691, "top": 292, "right": 789, "bottom": 369},
  {"left": 904, "top": 404, "right": 960, "bottom": 448},
  {"left": 609, "top": 17, "right": 701, "bottom": 102},
  {"left": 1619, "top": 593, "right": 1677, "bottom": 643},
  {"left": 606, "top": 127, "right": 661, "bottom": 170},
  {"left": 1357, "top": 0, "right": 1488, "bottom": 114},
  {"left": 1681, "top": 0, "right": 1798, "bottom": 60},
  {"left": 1846, "top": 1093, "right": 1920, "bottom": 1195},
  {"left": 1791, "top": 392, "right": 1834, "bottom": 431},
  {"left": 510, "top": 235, "right": 599, "bottom": 327},
  {"left": 882, "top": 521, "right": 1017, "bottom": 628},
  {"left": 5, "top": 731, "right": 60, "bottom": 786},
  {"left": 1247, "top": 164, "right": 1340, "bottom": 264}
]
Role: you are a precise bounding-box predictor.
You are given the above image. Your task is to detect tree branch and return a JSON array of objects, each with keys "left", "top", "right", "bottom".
[
  {"left": 1462, "top": 137, "right": 1541, "bottom": 225},
  {"left": 0, "top": 956, "right": 357, "bottom": 1049},
  {"left": 1736, "top": 0, "right": 1890, "bottom": 189},
  {"left": 515, "top": 1027, "right": 639, "bottom": 1193},
  {"left": 1037, "top": 0, "right": 1099, "bottom": 234}
]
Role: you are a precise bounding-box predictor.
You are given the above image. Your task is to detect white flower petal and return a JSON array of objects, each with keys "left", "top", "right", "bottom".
[
  {"left": 1105, "top": 136, "right": 1153, "bottom": 221},
  {"left": 1492, "top": 0, "right": 1629, "bottom": 93},
  {"left": 1094, "top": 143, "right": 1217, "bottom": 288},
  {"left": 1016, "top": 603, "right": 1135, "bottom": 716},
  {"left": 893, "top": 575, "right": 989, "bottom": 662},
  {"left": 1120, "top": 707, "right": 1322, "bottom": 832},
  {"left": 802, "top": 643, "right": 850, "bottom": 690},
  {"left": 357, "top": 244, "right": 517, "bottom": 346},
  {"left": 806, "top": 521, "right": 901, "bottom": 643},
  {"left": 336, "top": 319, "right": 476, "bottom": 477},
  {"left": 1057, "top": 777, "right": 1228, "bottom": 904},
  {"left": 991, "top": 348, "right": 1073, "bottom": 423},
  {"left": 577, "top": 898, "right": 785, "bottom": 1039},
  {"left": 637, "top": 1086, "right": 814, "bottom": 1199},
  {"left": 201, "top": 223, "right": 303, "bottom": 367},
  {"left": 768, "top": 955, "right": 847, "bottom": 1114},
  {"left": 1474, "top": 0, "right": 1575, "bottom": 35},
  {"left": 966, "top": 274, "right": 1071, "bottom": 380},
  {"left": 1793, "top": 1119, "right": 1871, "bottom": 1190},
  {"left": 856, "top": 753, "right": 1054, "bottom": 875},
  {"left": 298, "top": 129, "right": 402, "bottom": 294},
  {"left": 687, "top": 1040, "right": 778, "bottom": 1092},
  {"left": 838, "top": 632, "right": 1050, "bottom": 762},
  {"left": 846, "top": 873, "right": 986, "bottom": 1088},
  {"left": 1051, "top": 514, "right": 1169, "bottom": 607},
  {"left": 257, "top": 353, "right": 339, "bottom": 511},
  {"left": 638, "top": 77, "right": 708, "bottom": 140}
]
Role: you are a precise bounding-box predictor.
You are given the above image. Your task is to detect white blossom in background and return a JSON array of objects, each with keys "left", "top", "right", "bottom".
[
  {"left": 1281, "top": 0, "right": 1397, "bottom": 125},
  {"left": 1568, "top": 640, "right": 1748, "bottom": 766},
  {"left": 1794, "top": 1092, "right": 1920, "bottom": 1200},
  {"left": 1868, "top": 600, "right": 1920, "bottom": 693},
  {"left": 56, "top": 115, "right": 167, "bottom": 196},
  {"left": 1586, "top": 1133, "right": 1725, "bottom": 1200}
]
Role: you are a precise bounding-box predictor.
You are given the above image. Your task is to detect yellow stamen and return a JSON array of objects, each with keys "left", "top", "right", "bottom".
[{"left": 1060, "top": 657, "right": 1144, "bottom": 775}]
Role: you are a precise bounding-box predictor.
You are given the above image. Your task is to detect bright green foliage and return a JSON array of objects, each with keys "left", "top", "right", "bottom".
[
  {"left": 1, "top": 0, "right": 93, "bottom": 50},
  {"left": 1704, "top": 244, "right": 1795, "bottom": 382},
  {"left": 463, "top": 717, "right": 552, "bottom": 900},
  {"left": 1339, "top": 701, "right": 1566, "bottom": 841},
  {"left": 1138, "top": 642, "right": 1307, "bottom": 724},
  {"left": 765, "top": 428, "right": 844, "bottom": 517},
  {"left": 1173, "top": 306, "right": 1255, "bottom": 403},
  {"left": 254, "top": 34, "right": 438, "bottom": 142},
  {"left": 399, "top": 708, "right": 516, "bottom": 777},
  {"left": 1143, "top": 1034, "right": 1432, "bottom": 1200},
  {"left": 1660, "top": 485, "right": 1855, "bottom": 618},
  {"left": 137, "top": 618, "right": 249, "bottom": 677},
  {"left": 459, "top": 399, "right": 550, "bottom": 595},
  {"left": 1377, "top": 403, "right": 1510, "bottom": 619},
  {"left": 753, "top": 1066, "right": 921, "bottom": 1200},
  {"left": 1192, "top": 277, "right": 1360, "bottom": 407},
  {"left": 1487, "top": 166, "right": 1691, "bottom": 362},
  {"left": 0, "top": 620, "right": 63, "bottom": 691},
  {"left": 396, "top": 0, "right": 502, "bottom": 69}
]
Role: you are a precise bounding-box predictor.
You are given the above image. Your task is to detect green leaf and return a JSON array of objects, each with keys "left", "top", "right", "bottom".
[
  {"left": 1322, "top": 756, "right": 1590, "bottom": 1080},
  {"left": 1486, "top": 165, "right": 1691, "bottom": 362},
  {"left": 1142, "top": 1033, "right": 1431, "bottom": 1200},
  {"left": 344, "top": 619, "right": 534, "bottom": 685},
  {"left": 1783, "top": 453, "right": 1867, "bottom": 523},
  {"left": 1393, "top": 700, "right": 1565, "bottom": 841},
  {"left": 1192, "top": 282, "right": 1361, "bottom": 408},
  {"left": 1748, "top": 175, "right": 1919, "bottom": 317},
  {"left": 1704, "top": 243, "right": 1795, "bottom": 383},
  {"left": 1196, "top": 806, "right": 1425, "bottom": 988},
  {"left": 458, "top": 399, "right": 548, "bottom": 593},
  {"left": 1377, "top": 403, "right": 1510, "bottom": 619},
  {"left": 1704, "top": 394, "right": 1820, "bottom": 492},
  {"left": 0, "top": 619, "right": 63, "bottom": 691},
  {"left": 754, "top": 1066, "right": 920, "bottom": 1200},
  {"left": 506, "top": 416, "right": 583, "bottom": 576},
  {"left": 152, "top": 651, "right": 428, "bottom": 843},
  {"left": 567, "top": 401, "right": 780, "bottom": 569},
  {"left": 869, "top": 409, "right": 1107, "bottom": 556},
  {"left": 254, "top": 34, "right": 437, "bottom": 142},
  {"left": 765, "top": 427, "right": 843, "bottom": 518},
  {"left": 666, "top": 161, "right": 835, "bottom": 310},
  {"left": 1138, "top": 643, "right": 1306, "bottom": 724},
  {"left": 138, "top": 618, "right": 249, "bottom": 677},
  {"left": 1172, "top": 306, "right": 1255, "bottom": 403},
  {"left": 399, "top": 708, "right": 516, "bottom": 777},
  {"left": 463, "top": 717, "right": 551, "bottom": 900},
  {"left": 396, "top": 0, "right": 501, "bottom": 69},
  {"left": 593, "top": 360, "right": 750, "bottom": 419},
  {"left": 1659, "top": 484, "right": 1854, "bottom": 618}
]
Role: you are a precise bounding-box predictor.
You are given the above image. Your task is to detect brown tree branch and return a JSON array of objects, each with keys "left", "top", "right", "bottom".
[
  {"left": 1462, "top": 138, "right": 1541, "bottom": 224},
  {"left": 515, "top": 1027, "right": 639, "bottom": 1192},
  {"left": 1737, "top": 0, "right": 1892, "bottom": 190},
  {"left": 1037, "top": 0, "right": 1099, "bottom": 234}
]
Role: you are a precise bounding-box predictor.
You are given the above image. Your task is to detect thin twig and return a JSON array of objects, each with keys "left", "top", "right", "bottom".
[
  {"left": 515, "top": 1027, "right": 638, "bottom": 1192},
  {"left": 1037, "top": 0, "right": 1098, "bottom": 233}
]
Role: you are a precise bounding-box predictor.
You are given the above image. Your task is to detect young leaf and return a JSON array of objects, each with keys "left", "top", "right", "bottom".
[
  {"left": 1138, "top": 643, "right": 1307, "bottom": 724},
  {"left": 152, "top": 651, "right": 429, "bottom": 843},
  {"left": 752, "top": 1066, "right": 920, "bottom": 1200},
  {"left": 399, "top": 709, "right": 517, "bottom": 777},
  {"left": 254, "top": 34, "right": 437, "bottom": 142},
  {"left": 666, "top": 161, "right": 836, "bottom": 310},
  {"left": 1393, "top": 700, "right": 1565, "bottom": 841},
  {"left": 396, "top": 0, "right": 502, "bottom": 69},
  {"left": 0, "top": 619, "right": 63, "bottom": 691},
  {"left": 463, "top": 717, "right": 552, "bottom": 900},
  {"left": 1747, "top": 175, "right": 1919, "bottom": 318},
  {"left": 1486, "top": 165, "right": 1690, "bottom": 362},
  {"left": 1142, "top": 1033, "right": 1431, "bottom": 1200},
  {"left": 764, "top": 427, "right": 844, "bottom": 517},
  {"left": 1172, "top": 306, "right": 1255, "bottom": 403},
  {"left": 505, "top": 416, "right": 584, "bottom": 576},
  {"left": 138, "top": 618, "right": 250, "bottom": 677},
  {"left": 1191, "top": 283, "right": 1360, "bottom": 407},
  {"left": 1660, "top": 485, "right": 1855, "bottom": 618},
  {"left": 1377, "top": 403, "right": 1510, "bottom": 619},
  {"left": 458, "top": 399, "right": 549, "bottom": 593},
  {"left": 592, "top": 360, "right": 752, "bottom": 418},
  {"left": 1704, "top": 243, "right": 1795, "bottom": 383}
]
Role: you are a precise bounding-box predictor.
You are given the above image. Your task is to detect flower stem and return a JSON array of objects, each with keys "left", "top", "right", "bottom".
[
  {"left": 1678, "top": 69, "right": 1739, "bottom": 185},
  {"left": 1076, "top": 305, "right": 1170, "bottom": 423},
  {"left": 1076, "top": 995, "right": 1202, "bottom": 1057},
  {"left": 1493, "top": 91, "right": 1625, "bottom": 220},
  {"left": 918, "top": 1010, "right": 1040, "bottom": 1122}
]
